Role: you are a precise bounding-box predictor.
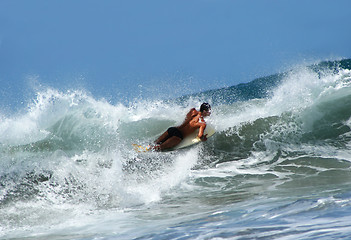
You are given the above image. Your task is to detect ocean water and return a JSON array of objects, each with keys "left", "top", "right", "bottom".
[{"left": 1, "top": 59, "right": 351, "bottom": 239}]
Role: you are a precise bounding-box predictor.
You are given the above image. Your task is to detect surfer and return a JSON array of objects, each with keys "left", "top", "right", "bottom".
[{"left": 152, "top": 103, "right": 211, "bottom": 151}]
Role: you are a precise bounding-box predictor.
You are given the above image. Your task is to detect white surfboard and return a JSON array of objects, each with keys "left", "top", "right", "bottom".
[
  {"left": 132, "top": 124, "right": 216, "bottom": 152},
  {"left": 171, "top": 124, "right": 216, "bottom": 150}
]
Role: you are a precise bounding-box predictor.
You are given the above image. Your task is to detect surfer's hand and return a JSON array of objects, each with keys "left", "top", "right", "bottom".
[{"left": 201, "top": 134, "right": 208, "bottom": 141}]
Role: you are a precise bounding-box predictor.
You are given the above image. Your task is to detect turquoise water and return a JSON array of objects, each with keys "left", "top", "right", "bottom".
[{"left": 1, "top": 59, "right": 351, "bottom": 239}]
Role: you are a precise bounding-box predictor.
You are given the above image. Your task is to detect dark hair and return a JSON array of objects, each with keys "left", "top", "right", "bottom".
[{"left": 200, "top": 103, "right": 211, "bottom": 112}]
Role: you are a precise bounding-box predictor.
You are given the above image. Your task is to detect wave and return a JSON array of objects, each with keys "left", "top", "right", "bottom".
[{"left": 1, "top": 59, "right": 351, "bottom": 237}]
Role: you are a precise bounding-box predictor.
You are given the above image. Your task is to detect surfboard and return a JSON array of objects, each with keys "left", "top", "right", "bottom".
[{"left": 132, "top": 124, "right": 216, "bottom": 152}]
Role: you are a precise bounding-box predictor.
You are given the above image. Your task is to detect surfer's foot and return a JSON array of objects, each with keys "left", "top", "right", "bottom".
[{"left": 150, "top": 145, "right": 161, "bottom": 151}]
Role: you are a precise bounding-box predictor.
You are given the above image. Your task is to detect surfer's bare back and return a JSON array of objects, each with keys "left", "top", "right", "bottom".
[{"left": 152, "top": 103, "right": 211, "bottom": 151}]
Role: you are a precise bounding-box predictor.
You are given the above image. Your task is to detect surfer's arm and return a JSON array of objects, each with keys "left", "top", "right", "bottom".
[
  {"left": 197, "top": 122, "right": 207, "bottom": 140},
  {"left": 179, "top": 108, "right": 197, "bottom": 128}
]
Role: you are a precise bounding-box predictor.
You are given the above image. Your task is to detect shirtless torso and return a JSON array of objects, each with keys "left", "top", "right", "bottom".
[{"left": 177, "top": 108, "right": 207, "bottom": 139}]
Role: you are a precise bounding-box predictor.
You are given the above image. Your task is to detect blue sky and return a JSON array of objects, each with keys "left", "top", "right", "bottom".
[{"left": 1, "top": 0, "right": 351, "bottom": 109}]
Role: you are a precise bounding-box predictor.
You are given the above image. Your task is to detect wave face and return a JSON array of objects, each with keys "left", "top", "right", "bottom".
[{"left": 1, "top": 59, "right": 351, "bottom": 239}]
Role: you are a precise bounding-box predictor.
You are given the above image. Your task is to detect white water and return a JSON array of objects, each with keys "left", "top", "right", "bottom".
[{"left": 1, "top": 65, "right": 351, "bottom": 239}]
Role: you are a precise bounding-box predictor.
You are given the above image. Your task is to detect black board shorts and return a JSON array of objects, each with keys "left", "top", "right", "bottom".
[{"left": 167, "top": 127, "right": 184, "bottom": 140}]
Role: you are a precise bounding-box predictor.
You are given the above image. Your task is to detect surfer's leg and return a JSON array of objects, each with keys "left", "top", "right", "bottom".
[
  {"left": 159, "top": 136, "right": 182, "bottom": 150},
  {"left": 154, "top": 127, "right": 183, "bottom": 151},
  {"left": 155, "top": 131, "right": 170, "bottom": 144}
]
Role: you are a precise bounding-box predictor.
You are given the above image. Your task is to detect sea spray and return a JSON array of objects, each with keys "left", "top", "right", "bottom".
[{"left": 125, "top": 148, "right": 199, "bottom": 204}]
